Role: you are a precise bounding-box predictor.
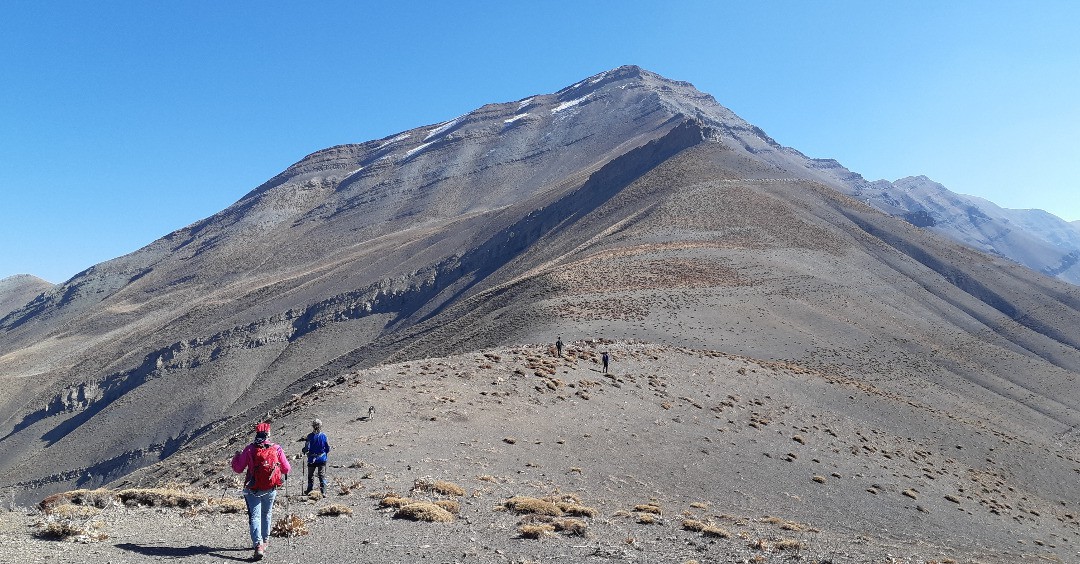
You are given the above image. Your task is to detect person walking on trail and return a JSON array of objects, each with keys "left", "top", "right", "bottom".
[
  {"left": 231, "top": 421, "right": 290, "bottom": 561},
  {"left": 602, "top": 351, "right": 610, "bottom": 374},
  {"left": 302, "top": 418, "right": 331, "bottom": 495},
  {"left": 556, "top": 336, "right": 564, "bottom": 358}
]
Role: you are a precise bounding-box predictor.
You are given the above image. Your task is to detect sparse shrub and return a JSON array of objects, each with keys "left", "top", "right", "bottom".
[
  {"left": 271, "top": 514, "right": 309, "bottom": 537},
  {"left": 318, "top": 504, "right": 353, "bottom": 517},
  {"left": 518, "top": 523, "right": 556, "bottom": 539},
  {"left": 702, "top": 524, "right": 731, "bottom": 538},
  {"left": 689, "top": 502, "right": 708, "bottom": 509},
  {"left": 637, "top": 512, "right": 657, "bottom": 524},
  {"left": 335, "top": 478, "right": 363, "bottom": 496},
  {"left": 307, "top": 491, "right": 324, "bottom": 501},
  {"left": 394, "top": 502, "right": 454, "bottom": 523},
  {"left": 505, "top": 496, "right": 562, "bottom": 516},
  {"left": 634, "top": 503, "right": 662, "bottom": 515},
  {"left": 46, "top": 504, "right": 101, "bottom": 520},
  {"left": 552, "top": 518, "right": 588, "bottom": 536},
  {"left": 378, "top": 494, "right": 415, "bottom": 508},
  {"left": 812, "top": 475, "right": 826, "bottom": 484},
  {"left": 435, "top": 499, "right": 461, "bottom": 514},
  {"left": 36, "top": 515, "right": 108, "bottom": 542},
  {"left": 414, "top": 479, "right": 465, "bottom": 497},
  {"left": 210, "top": 498, "right": 246, "bottom": 514},
  {"left": 39, "top": 489, "right": 116, "bottom": 512},
  {"left": 774, "top": 538, "right": 803, "bottom": 551},
  {"left": 116, "top": 488, "right": 206, "bottom": 508},
  {"left": 557, "top": 502, "right": 597, "bottom": 517},
  {"left": 682, "top": 519, "right": 706, "bottom": 532}
]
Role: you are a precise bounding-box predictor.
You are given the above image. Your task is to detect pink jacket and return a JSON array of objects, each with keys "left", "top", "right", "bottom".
[{"left": 231, "top": 442, "right": 291, "bottom": 485}]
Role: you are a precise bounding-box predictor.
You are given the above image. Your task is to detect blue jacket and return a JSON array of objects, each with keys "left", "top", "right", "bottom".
[{"left": 304, "top": 431, "right": 330, "bottom": 464}]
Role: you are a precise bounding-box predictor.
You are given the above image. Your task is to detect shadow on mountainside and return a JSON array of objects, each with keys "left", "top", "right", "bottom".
[{"left": 115, "top": 542, "right": 250, "bottom": 561}]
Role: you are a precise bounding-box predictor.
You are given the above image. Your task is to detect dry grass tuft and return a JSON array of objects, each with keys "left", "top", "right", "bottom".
[
  {"left": 116, "top": 488, "right": 207, "bottom": 508},
  {"left": 774, "top": 538, "right": 803, "bottom": 551},
  {"left": 415, "top": 479, "right": 466, "bottom": 497},
  {"left": 505, "top": 496, "right": 562, "bottom": 516},
  {"left": 318, "top": 504, "right": 353, "bottom": 516},
  {"left": 208, "top": 497, "right": 246, "bottom": 514},
  {"left": 39, "top": 489, "right": 117, "bottom": 512},
  {"left": 682, "top": 519, "right": 706, "bottom": 532},
  {"left": 271, "top": 513, "right": 309, "bottom": 537},
  {"left": 557, "top": 502, "right": 597, "bottom": 517},
  {"left": 702, "top": 524, "right": 732, "bottom": 538},
  {"left": 307, "top": 491, "right": 324, "bottom": 501},
  {"left": 435, "top": 499, "right": 461, "bottom": 514},
  {"left": 518, "top": 523, "right": 556, "bottom": 539},
  {"left": 378, "top": 494, "right": 416, "bottom": 508},
  {"left": 552, "top": 518, "right": 588, "bottom": 536},
  {"left": 394, "top": 502, "right": 454, "bottom": 523},
  {"left": 36, "top": 516, "right": 108, "bottom": 542},
  {"left": 637, "top": 512, "right": 658, "bottom": 524},
  {"left": 634, "top": 503, "right": 662, "bottom": 515}
]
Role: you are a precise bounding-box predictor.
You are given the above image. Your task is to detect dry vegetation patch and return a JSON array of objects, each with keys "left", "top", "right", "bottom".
[
  {"left": 518, "top": 523, "right": 556, "bottom": 539},
  {"left": 394, "top": 502, "right": 454, "bottom": 523},
  {"left": 317, "top": 504, "right": 353, "bottom": 517},
  {"left": 271, "top": 513, "right": 309, "bottom": 537},
  {"left": 39, "top": 489, "right": 116, "bottom": 512},
  {"left": 117, "top": 487, "right": 206, "bottom": 508},
  {"left": 504, "top": 496, "right": 562, "bottom": 516}
]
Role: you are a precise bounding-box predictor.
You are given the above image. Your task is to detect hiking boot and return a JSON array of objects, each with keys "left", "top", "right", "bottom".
[{"left": 253, "top": 542, "right": 266, "bottom": 560}]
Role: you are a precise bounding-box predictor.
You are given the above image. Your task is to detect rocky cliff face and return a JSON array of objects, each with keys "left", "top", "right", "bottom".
[{"left": 1, "top": 66, "right": 1078, "bottom": 507}]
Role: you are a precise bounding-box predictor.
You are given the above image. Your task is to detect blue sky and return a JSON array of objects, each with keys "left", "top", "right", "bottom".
[{"left": 2, "top": 1, "right": 1077, "bottom": 283}]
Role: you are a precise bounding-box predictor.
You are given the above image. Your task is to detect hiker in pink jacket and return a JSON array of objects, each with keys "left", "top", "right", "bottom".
[{"left": 231, "top": 422, "right": 291, "bottom": 561}]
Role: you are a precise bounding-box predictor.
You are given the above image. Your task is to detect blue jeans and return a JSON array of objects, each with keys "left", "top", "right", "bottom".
[{"left": 244, "top": 489, "right": 277, "bottom": 548}]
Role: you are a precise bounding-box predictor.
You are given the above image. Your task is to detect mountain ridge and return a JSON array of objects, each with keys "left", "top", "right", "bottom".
[{"left": 1, "top": 67, "right": 1078, "bottom": 560}]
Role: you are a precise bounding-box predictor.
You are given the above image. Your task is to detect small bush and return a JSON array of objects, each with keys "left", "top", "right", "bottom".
[
  {"left": 637, "top": 513, "right": 657, "bottom": 524},
  {"left": 518, "top": 523, "right": 556, "bottom": 539},
  {"left": 557, "top": 502, "right": 597, "bottom": 517},
  {"left": 505, "top": 497, "right": 562, "bottom": 516},
  {"left": 774, "top": 538, "right": 803, "bottom": 551},
  {"left": 39, "top": 489, "right": 116, "bottom": 512},
  {"left": 634, "top": 503, "right": 662, "bottom": 515},
  {"left": 394, "top": 502, "right": 454, "bottom": 523},
  {"left": 318, "top": 504, "right": 353, "bottom": 517},
  {"left": 435, "top": 499, "right": 460, "bottom": 514},
  {"left": 378, "top": 494, "right": 415, "bottom": 508},
  {"left": 116, "top": 488, "right": 206, "bottom": 508},
  {"left": 553, "top": 518, "right": 588, "bottom": 536},
  {"left": 702, "top": 524, "right": 731, "bottom": 538},
  {"left": 432, "top": 480, "right": 466, "bottom": 497},
  {"left": 682, "top": 519, "right": 706, "bottom": 532},
  {"left": 36, "top": 516, "right": 108, "bottom": 542},
  {"left": 271, "top": 513, "right": 309, "bottom": 537}
]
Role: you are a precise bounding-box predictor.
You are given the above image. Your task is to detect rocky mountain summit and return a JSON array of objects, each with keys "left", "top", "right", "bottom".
[
  {"left": 0, "top": 275, "right": 53, "bottom": 320},
  {"left": 1, "top": 66, "right": 1079, "bottom": 561}
]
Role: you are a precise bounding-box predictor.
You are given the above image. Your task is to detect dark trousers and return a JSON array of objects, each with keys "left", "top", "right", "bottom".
[{"left": 307, "top": 462, "right": 326, "bottom": 494}]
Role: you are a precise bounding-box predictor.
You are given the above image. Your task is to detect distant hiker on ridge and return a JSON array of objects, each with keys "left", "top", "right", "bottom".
[
  {"left": 231, "top": 422, "right": 290, "bottom": 561},
  {"left": 302, "top": 418, "right": 331, "bottom": 496},
  {"left": 556, "top": 336, "right": 564, "bottom": 358},
  {"left": 602, "top": 351, "right": 610, "bottom": 374}
]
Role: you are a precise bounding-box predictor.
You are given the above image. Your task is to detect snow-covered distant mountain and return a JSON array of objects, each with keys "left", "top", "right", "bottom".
[{"left": 862, "top": 176, "right": 1080, "bottom": 284}]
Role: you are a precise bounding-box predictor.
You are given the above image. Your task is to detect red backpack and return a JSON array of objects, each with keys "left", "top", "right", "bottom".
[{"left": 249, "top": 443, "right": 283, "bottom": 490}]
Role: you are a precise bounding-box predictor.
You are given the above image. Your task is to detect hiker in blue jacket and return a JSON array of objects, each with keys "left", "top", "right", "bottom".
[{"left": 302, "top": 419, "right": 330, "bottom": 495}]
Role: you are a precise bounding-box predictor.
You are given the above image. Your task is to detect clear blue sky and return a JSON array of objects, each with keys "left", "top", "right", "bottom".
[{"left": 2, "top": 1, "right": 1077, "bottom": 283}]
